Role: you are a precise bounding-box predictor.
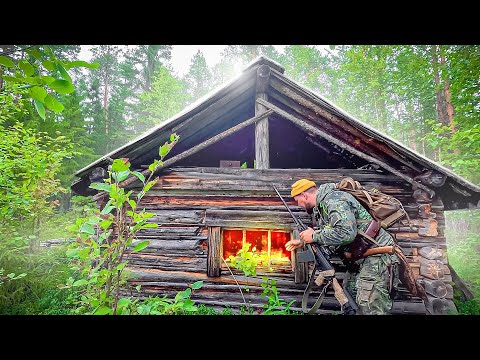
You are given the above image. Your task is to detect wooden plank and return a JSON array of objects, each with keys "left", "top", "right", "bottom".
[
  {"left": 127, "top": 255, "right": 207, "bottom": 272},
  {"left": 207, "top": 227, "right": 222, "bottom": 277},
  {"left": 166, "top": 167, "right": 405, "bottom": 184},
  {"left": 255, "top": 64, "right": 271, "bottom": 169},
  {"left": 129, "top": 239, "right": 205, "bottom": 255},
  {"left": 204, "top": 209, "right": 312, "bottom": 229},
  {"left": 146, "top": 209, "right": 206, "bottom": 225}
]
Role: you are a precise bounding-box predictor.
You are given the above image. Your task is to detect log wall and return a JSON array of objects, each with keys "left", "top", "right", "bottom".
[{"left": 121, "top": 167, "right": 455, "bottom": 315}]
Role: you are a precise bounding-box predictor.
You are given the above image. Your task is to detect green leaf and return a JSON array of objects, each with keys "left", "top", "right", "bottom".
[
  {"left": 0, "top": 55, "right": 15, "bottom": 68},
  {"left": 41, "top": 75, "right": 55, "bottom": 85},
  {"left": 72, "top": 279, "right": 88, "bottom": 287},
  {"left": 48, "top": 79, "right": 75, "bottom": 94},
  {"left": 19, "top": 60, "right": 35, "bottom": 76},
  {"left": 89, "top": 182, "right": 112, "bottom": 192},
  {"left": 132, "top": 171, "right": 145, "bottom": 184},
  {"left": 94, "top": 306, "right": 113, "bottom": 315},
  {"left": 3, "top": 75, "right": 24, "bottom": 83},
  {"left": 111, "top": 158, "right": 130, "bottom": 172},
  {"left": 44, "top": 94, "right": 65, "bottom": 113},
  {"left": 116, "top": 262, "right": 127, "bottom": 271},
  {"left": 66, "top": 248, "right": 80, "bottom": 258},
  {"left": 117, "top": 298, "right": 131, "bottom": 308},
  {"left": 25, "top": 76, "right": 42, "bottom": 85},
  {"left": 113, "top": 170, "right": 130, "bottom": 182},
  {"left": 25, "top": 48, "right": 42, "bottom": 60},
  {"left": 133, "top": 240, "right": 150, "bottom": 252},
  {"left": 190, "top": 281, "right": 203, "bottom": 290},
  {"left": 68, "top": 60, "right": 100, "bottom": 69},
  {"left": 42, "top": 60, "right": 56, "bottom": 71},
  {"left": 43, "top": 46, "right": 53, "bottom": 57},
  {"left": 56, "top": 63, "right": 72, "bottom": 82},
  {"left": 170, "top": 134, "right": 176, "bottom": 142},
  {"left": 0, "top": 55, "right": 15, "bottom": 67},
  {"left": 33, "top": 99, "right": 46, "bottom": 120},
  {"left": 144, "top": 180, "right": 157, "bottom": 193},
  {"left": 128, "top": 199, "right": 137, "bottom": 210},
  {"left": 80, "top": 223, "right": 95, "bottom": 235},
  {"left": 148, "top": 160, "right": 159, "bottom": 172},
  {"left": 99, "top": 219, "right": 112, "bottom": 230},
  {"left": 28, "top": 86, "right": 48, "bottom": 102},
  {"left": 159, "top": 144, "right": 170, "bottom": 157}
]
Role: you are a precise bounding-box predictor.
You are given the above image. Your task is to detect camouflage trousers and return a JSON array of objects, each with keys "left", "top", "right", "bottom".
[{"left": 344, "top": 253, "right": 400, "bottom": 315}]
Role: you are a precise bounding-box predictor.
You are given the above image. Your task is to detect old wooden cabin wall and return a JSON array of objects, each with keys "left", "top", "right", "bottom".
[{"left": 119, "top": 167, "right": 454, "bottom": 315}]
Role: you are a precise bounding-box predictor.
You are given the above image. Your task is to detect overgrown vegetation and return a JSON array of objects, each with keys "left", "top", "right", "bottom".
[
  {"left": 226, "top": 243, "right": 298, "bottom": 315},
  {"left": 445, "top": 209, "right": 480, "bottom": 314},
  {"left": 2, "top": 45, "right": 480, "bottom": 315}
]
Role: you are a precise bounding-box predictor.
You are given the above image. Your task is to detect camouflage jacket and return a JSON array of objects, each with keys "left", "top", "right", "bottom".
[{"left": 311, "top": 183, "right": 394, "bottom": 248}]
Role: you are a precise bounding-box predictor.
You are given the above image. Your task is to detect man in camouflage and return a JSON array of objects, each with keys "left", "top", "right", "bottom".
[{"left": 285, "top": 179, "right": 399, "bottom": 315}]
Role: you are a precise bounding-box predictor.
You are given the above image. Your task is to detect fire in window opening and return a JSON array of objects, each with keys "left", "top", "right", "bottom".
[{"left": 222, "top": 229, "right": 291, "bottom": 266}]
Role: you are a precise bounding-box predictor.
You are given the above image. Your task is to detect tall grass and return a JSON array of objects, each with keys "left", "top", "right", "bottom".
[
  {"left": 445, "top": 208, "right": 480, "bottom": 314},
  {"left": 0, "top": 197, "right": 93, "bottom": 315}
]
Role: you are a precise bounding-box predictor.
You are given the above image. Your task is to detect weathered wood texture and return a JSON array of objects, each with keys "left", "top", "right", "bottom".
[
  {"left": 255, "top": 64, "right": 271, "bottom": 169},
  {"left": 121, "top": 166, "right": 451, "bottom": 315}
]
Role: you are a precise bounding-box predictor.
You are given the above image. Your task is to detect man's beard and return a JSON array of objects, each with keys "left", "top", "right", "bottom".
[{"left": 306, "top": 206, "right": 314, "bottom": 215}]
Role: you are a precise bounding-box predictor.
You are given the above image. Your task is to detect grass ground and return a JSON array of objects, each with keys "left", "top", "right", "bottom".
[{"left": 445, "top": 208, "right": 480, "bottom": 314}]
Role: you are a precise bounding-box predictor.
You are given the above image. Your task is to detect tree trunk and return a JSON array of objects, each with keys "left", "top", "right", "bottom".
[
  {"left": 439, "top": 46, "right": 456, "bottom": 133},
  {"left": 431, "top": 45, "right": 449, "bottom": 127},
  {"left": 103, "top": 71, "right": 110, "bottom": 152}
]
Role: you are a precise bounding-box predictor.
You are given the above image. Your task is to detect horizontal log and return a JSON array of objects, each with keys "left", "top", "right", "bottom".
[
  {"left": 127, "top": 253, "right": 207, "bottom": 271},
  {"left": 205, "top": 209, "right": 312, "bottom": 229},
  {"left": 166, "top": 167, "right": 403, "bottom": 183},
  {"left": 150, "top": 173, "right": 407, "bottom": 193},
  {"left": 148, "top": 209, "right": 206, "bottom": 225},
  {"left": 129, "top": 239, "right": 206, "bottom": 255}
]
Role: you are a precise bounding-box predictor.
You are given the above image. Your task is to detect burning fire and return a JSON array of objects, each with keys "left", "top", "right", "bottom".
[{"left": 222, "top": 229, "right": 291, "bottom": 263}]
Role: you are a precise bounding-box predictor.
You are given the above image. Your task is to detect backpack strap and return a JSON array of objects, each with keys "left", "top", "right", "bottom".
[{"left": 301, "top": 264, "right": 333, "bottom": 314}]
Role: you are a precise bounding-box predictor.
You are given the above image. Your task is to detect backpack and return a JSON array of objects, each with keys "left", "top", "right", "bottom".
[
  {"left": 335, "top": 177, "right": 409, "bottom": 229},
  {"left": 335, "top": 177, "right": 426, "bottom": 300}
]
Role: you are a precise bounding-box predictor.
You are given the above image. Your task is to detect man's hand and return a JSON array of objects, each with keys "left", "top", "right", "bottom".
[
  {"left": 285, "top": 227, "right": 315, "bottom": 251},
  {"left": 285, "top": 239, "right": 303, "bottom": 252},
  {"left": 300, "top": 227, "right": 315, "bottom": 244}
]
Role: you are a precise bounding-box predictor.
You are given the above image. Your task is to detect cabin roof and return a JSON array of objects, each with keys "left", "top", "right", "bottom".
[{"left": 72, "top": 56, "right": 480, "bottom": 210}]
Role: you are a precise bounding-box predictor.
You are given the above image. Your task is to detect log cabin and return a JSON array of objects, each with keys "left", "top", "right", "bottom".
[{"left": 71, "top": 56, "right": 480, "bottom": 315}]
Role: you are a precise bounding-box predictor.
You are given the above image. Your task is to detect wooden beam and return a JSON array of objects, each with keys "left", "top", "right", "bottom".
[
  {"left": 255, "top": 64, "right": 271, "bottom": 169},
  {"left": 118, "top": 110, "right": 273, "bottom": 189},
  {"left": 207, "top": 226, "right": 222, "bottom": 277},
  {"left": 269, "top": 75, "right": 424, "bottom": 173},
  {"left": 256, "top": 98, "right": 436, "bottom": 198}
]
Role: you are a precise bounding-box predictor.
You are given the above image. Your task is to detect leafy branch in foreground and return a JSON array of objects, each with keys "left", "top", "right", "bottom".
[
  {"left": 0, "top": 45, "right": 99, "bottom": 119},
  {"left": 64, "top": 134, "right": 180, "bottom": 315}
]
